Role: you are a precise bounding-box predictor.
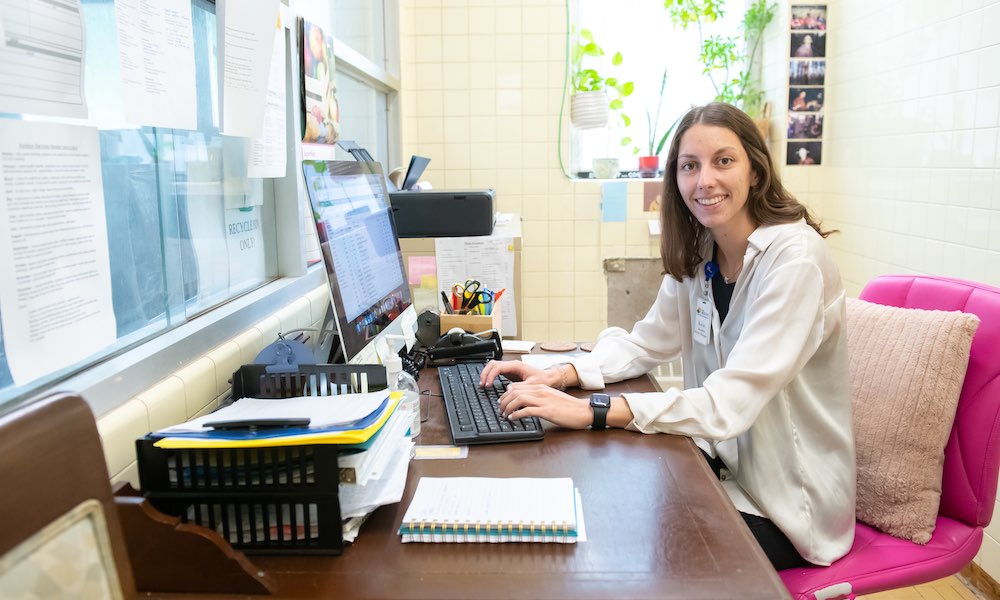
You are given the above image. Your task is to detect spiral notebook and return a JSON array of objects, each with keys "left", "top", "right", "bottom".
[{"left": 398, "top": 477, "right": 580, "bottom": 543}]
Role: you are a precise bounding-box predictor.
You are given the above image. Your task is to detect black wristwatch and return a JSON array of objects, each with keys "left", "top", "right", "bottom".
[{"left": 590, "top": 393, "right": 611, "bottom": 430}]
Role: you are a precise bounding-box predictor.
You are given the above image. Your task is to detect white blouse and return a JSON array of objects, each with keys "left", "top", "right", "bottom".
[{"left": 572, "top": 220, "right": 855, "bottom": 566}]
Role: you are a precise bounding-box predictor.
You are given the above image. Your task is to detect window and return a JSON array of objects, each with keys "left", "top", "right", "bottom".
[
  {"left": 0, "top": 0, "right": 274, "bottom": 407},
  {"left": 337, "top": 72, "right": 391, "bottom": 166},
  {"left": 299, "top": 0, "right": 400, "bottom": 168},
  {"left": 569, "top": 1, "right": 743, "bottom": 177},
  {"left": 0, "top": 0, "right": 401, "bottom": 413}
]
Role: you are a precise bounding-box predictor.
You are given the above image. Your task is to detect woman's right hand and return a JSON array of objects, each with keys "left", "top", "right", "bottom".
[{"left": 479, "top": 360, "right": 559, "bottom": 388}]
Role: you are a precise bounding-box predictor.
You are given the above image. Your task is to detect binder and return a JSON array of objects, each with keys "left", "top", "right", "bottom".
[
  {"left": 398, "top": 477, "right": 581, "bottom": 543},
  {"left": 151, "top": 393, "right": 400, "bottom": 449}
]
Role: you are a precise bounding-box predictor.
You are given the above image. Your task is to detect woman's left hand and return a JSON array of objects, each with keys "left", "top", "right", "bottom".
[{"left": 498, "top": 383, "right": 592, "bottom": 430}]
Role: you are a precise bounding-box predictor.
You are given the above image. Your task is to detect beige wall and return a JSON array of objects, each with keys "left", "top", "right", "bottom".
[
  {"left": 399, "top": 0, "right": 659, "bottom": 344},
  {"left": 401, "top": 0, "right": 1000, "bottom": 582}
]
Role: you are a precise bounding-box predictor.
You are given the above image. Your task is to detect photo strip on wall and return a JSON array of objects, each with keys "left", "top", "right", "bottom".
[{"left": 787, "top": 4, "right": 826, "bottom": 166}]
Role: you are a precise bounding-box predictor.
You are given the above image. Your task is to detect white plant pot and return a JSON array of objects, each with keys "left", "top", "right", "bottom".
[{"left": 570, "top": 91, "right": 609, "bottom": 130}]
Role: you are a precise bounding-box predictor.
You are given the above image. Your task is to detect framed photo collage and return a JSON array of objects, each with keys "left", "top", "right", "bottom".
[{"left": 787, "top": 4, "right": 827, "bottom": 166}]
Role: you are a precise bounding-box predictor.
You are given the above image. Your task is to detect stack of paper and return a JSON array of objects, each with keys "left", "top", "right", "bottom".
[
  {"left": 152, "top": 390, "right": 399, "bottom": 448},
  {"left": 338, "top": 403, "right": 414, "bottom": 542},
  {"left": 502, "top": 340, "right": 537, "bottom": 354}
]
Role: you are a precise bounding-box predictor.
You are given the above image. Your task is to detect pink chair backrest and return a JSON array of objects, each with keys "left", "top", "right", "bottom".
[{"left": 859, "top": 275, "right": 1000, "bottom": 527}]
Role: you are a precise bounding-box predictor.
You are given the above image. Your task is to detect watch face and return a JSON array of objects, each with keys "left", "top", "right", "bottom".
[{"left": 591, "top": 393, "right": 611, "bottom": 408}]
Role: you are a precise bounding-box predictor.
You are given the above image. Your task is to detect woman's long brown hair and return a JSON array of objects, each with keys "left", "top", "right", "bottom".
[{"left": 659, "top": 102, "right": 833, "bottom": 280}]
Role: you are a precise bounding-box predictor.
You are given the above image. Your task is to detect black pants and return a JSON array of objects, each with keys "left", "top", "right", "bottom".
[{"left": 701, "top": 451, "right": 809, "bottom": 571}]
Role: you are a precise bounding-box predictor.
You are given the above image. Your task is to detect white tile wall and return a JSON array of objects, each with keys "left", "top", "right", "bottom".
[
  {"left": 403, "top": 0, "right": 1000, "bottom": 584},
  {"left": 767, "top": 0, "right": 1000, "bottom": 298}
]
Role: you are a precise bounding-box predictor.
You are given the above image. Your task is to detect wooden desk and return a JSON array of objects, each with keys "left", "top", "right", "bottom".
[{"left": 245, "top": 368, "right": 790, "bottom": 599}]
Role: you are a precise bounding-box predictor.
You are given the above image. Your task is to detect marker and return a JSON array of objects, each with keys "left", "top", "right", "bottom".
[{"left": 441, "top": 291, "right": 454, "bottom": 314}]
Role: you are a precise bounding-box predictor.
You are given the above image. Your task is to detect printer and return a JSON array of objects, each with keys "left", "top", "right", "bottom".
[{"left": 389, "top": 189, "right": 495, "bottom": 238}]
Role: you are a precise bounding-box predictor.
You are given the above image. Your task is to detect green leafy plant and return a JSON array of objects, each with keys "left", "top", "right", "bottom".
[
  {"left": 663, "top": 0, "right": 776, "bottom": 118},
  {"left": 644, "top": 68, "right": 681, "bottom": 157},
  {"left": 571, "top": 27, "right": 638, "bottom": 155}
]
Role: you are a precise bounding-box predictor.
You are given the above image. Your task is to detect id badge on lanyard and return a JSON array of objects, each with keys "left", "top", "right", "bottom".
[{"left": 693, "top": 261, "right": 716, "bottom": 346}]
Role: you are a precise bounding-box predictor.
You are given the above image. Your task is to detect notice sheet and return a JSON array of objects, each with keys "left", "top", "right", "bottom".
[
  {"left": 0, "top": 120, "right": 115, "bottom": 384},
  {"left": 115, "top": 0, "right": 196, "bottom": 130},
  {"left": 0, "top": 0, "right": 88, "bottom": 118}
]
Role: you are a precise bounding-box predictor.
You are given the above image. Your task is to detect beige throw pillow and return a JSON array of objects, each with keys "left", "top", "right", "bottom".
[{"left": 847, "top": 297, "right": 979, "bottom": 544}]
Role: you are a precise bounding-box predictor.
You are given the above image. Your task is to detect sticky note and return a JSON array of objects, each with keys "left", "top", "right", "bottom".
[
  {"left": 414, "top": 445, "right": 469, "bottom": 460},
  {"left": 407, "top": 255, "right": 436, "bottom": 285},
  {"left": 601, "top": 182, "right": 627, "bottom": 222}
]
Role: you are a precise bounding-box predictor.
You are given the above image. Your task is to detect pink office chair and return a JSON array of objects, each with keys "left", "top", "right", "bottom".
[{"left": 781, "top": 274, "right": 1000, "bottom": 600}]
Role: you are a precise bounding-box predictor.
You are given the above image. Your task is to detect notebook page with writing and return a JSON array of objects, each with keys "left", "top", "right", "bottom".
[{"left": 399, "top": 477, "right": 578, "bottom": 543}]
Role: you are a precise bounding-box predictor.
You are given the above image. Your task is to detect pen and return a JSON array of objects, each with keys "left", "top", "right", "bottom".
[
  {"left": 493, "top": 288, "right": 506, "bottom": 304},
  {"left": 441, "top": 291, "right": 454, "bottom": 314},
  {"left": 204, "top": 418, "right": 312, "bottom": 430}
]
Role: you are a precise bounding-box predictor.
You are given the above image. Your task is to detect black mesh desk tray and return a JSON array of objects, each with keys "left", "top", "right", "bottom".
[{"left": 136, "top": 364, "right": 387, "bottom": 555}]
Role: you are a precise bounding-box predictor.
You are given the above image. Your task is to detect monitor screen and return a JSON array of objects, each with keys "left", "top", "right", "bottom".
[
  {"left": 302, "top": 160, "right": 414, "bottom": 364},
  {"left": 401, "top": 155, "right": 430, "bottom": 191}
]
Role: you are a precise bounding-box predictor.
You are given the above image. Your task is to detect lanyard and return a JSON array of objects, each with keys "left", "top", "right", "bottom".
[{"left": 702, "top": 260, "right": 719, "bottom": 297}]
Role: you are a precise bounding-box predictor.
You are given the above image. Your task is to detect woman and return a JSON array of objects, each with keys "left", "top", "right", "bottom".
[
  {"left": 480, "top": 103, "right": 854, "bottom": 569},
  {"left": 790, "top": 90, "right": 808, "bottom": 111},
  {"left": 794, "top": 34, "right": 814, "bottom": 57}
]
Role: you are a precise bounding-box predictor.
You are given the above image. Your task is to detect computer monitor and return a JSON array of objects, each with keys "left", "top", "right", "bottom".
[
  {"left": 400, "top": 155, "right": 430, "bottom": 191},
  {"left": 302, "top": 160, "right": 416, "bottom": 365}
]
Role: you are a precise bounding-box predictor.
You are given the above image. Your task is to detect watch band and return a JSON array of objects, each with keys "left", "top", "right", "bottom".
[{"left": 590, "top": 393, "right": 610, "bottom": 430}]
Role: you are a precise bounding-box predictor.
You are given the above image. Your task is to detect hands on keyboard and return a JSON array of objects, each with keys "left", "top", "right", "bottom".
[{"left": 438, "top": 362, "right": 544, "bottom": 445}]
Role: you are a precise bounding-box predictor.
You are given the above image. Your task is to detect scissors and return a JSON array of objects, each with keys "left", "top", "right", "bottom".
[{"left": 452, "top": 280, "right": 493, "bottom": 313}]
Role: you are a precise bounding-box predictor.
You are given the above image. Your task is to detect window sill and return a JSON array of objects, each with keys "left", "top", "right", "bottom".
[{"left": 569, "top": 170, "right": 663, "bottom": 182}]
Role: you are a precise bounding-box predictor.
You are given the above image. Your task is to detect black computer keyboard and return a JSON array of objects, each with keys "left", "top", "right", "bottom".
[{"left": 438, "top": 362, "right": 544, "bottom": 445}]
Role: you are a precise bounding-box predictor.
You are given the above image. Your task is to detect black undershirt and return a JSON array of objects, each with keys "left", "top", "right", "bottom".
[{"left": 710, "top": 245, "right": 736, "bottom": 323}]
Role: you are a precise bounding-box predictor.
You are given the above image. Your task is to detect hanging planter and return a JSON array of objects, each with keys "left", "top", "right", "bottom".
[{"left": 570, "top": 91, "right": 609, "bottom": 129}]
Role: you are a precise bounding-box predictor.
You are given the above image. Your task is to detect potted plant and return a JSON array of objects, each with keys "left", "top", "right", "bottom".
[
  {"left": 664, "top": 0, "right": 776, "bottom": 138},
  {"left": 569, "top": 27, "right": 637, "bottom": 178},
  {"left": 570, "top": 28, "right": 635, "bottom": 131},
  {"left": 637, "top": 69, "right": 681, "bottom": 178}
]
